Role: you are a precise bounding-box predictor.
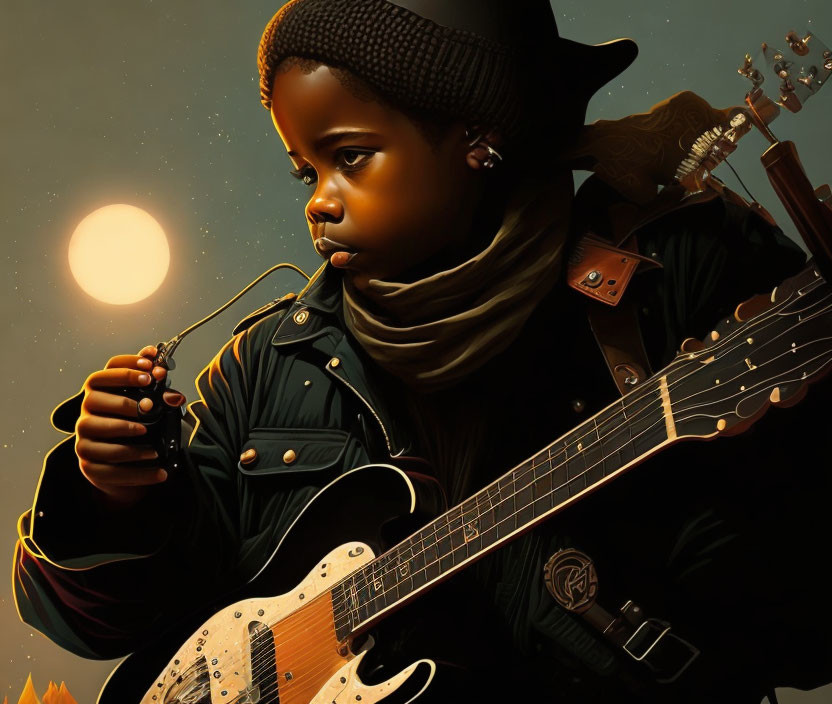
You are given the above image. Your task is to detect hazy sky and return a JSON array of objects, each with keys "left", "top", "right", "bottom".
[{"left": 1, "top": 1, "right": 830, "bottom": 701}]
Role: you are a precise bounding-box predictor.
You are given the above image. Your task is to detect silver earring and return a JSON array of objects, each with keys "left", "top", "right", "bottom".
[
  {"left": 464, "top": 126, "right": 503, "bottom": 168},
  {"left": 481, "top": 143, "right": 503, "bottom": 169}
]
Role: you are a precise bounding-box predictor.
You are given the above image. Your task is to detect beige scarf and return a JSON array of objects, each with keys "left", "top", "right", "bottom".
[{"left": 341, "top": 169, "right": 574, "bottom": 393}]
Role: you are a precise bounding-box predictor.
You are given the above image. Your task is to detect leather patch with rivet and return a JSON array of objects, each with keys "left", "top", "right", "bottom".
[
  {"left": 543, "top": 548, "right": 599, "bottom": 614},
  {"left": 292, "top": 308, "right": 309, "bottom": 325},
  {"left": 239, "top": 448, "right": 258, "bottom": 465},
  {"left": 282, "top": 449, "right": 297, "bottom": 464},
  {"left": 567, "top": 235, "right": 660, "bottom": 307}
]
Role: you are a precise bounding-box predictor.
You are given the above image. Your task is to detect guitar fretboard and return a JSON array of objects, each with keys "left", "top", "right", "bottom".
[
  {"left": 325, "top": 265, "right": 831, "bottom": 643},
  {"left": 330, "top": 377, "right": 672, "bottom": 640}
]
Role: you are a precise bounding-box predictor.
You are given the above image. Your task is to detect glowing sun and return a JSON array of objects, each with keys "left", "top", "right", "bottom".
[{"left": 68, "top": 204, "right": 170, "bottom": 305}]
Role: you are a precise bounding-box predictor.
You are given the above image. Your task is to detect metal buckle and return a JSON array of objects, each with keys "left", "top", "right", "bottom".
[
  {"left": 623, "top": 619, "right": 670, "bottom": 661},
  {"left": 623, "top": 618, "right": 700, "bottom": 684}
]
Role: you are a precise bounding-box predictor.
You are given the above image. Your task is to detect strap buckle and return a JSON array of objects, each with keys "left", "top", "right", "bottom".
[{"left": 623, "top": 617, "right": 700, "bottom": 683}]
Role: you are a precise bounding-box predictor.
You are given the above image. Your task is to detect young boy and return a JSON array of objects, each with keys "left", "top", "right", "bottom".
[{"left": 13, "top": 1, "right": 830, "bottom": 701}]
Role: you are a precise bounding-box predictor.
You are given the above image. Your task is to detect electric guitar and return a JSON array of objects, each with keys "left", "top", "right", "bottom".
[{"left": 98, "top": 261, "right": 832, "bottom": 704}]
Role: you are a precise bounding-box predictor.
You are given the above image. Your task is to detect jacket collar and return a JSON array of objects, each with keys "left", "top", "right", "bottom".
[
  {"left": 270, "top": 262, "right": 342, "bottom": 346},
  {"left": 295, "top": 261, "right": 342, "bottom": 314},
  {"left": 270, "top": 262, "right": 413, "bottom": 458}
]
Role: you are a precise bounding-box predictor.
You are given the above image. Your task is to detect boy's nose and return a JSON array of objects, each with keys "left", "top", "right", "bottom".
[{"left": 307, "top": 195, "right": 343, "bottom": 225}]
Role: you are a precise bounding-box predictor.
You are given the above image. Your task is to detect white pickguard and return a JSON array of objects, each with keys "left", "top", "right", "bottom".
[{"left": 140, "top": 541, "right": 435, "bottom": 704}]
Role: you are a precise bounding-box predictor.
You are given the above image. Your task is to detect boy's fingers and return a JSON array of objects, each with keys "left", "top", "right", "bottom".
[
  {"left": 87, "top": 368, "right": 154, "bottom": 389},
  {"left": 81, "top": 463, "right": 168, "bottom": 488},
  {"left": 82, "top": 389, "right": 144, "bottom": 418},
  {"left": 138, "top": 345, "right": 159, "bottom": 358},
  {"left": 76, "top": 438, "right": 158, "bottom": 464},
  {"left": 105, "top": 353, "right": 156, "bottom": 370},
  {"left": 76, "top": 415, "right": 148, "bottom": 439}
]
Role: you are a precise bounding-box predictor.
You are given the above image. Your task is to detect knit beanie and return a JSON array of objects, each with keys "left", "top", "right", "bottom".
[{"left": 257, "top": 0, "right": 638, "bottom": 153}]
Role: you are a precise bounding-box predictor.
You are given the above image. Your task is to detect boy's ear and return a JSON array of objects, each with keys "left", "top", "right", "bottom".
[{"left": 465, "top": 124, "right": 504, "bottom": 170}]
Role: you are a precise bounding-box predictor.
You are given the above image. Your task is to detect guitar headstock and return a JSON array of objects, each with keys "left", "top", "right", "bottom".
[
  {"left": 676, "top": 29, "right": 830, "bottom": 193},
  {"left": 739, "top": 30, "right": 831, "bottom": 115},
  {"left": 669, "top": 263, "right": 831, "bottom": 440}
]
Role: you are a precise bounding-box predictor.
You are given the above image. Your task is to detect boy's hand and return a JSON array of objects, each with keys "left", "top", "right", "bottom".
[{"left": 75, "top": 345, "right": 186, "bottom": 506}]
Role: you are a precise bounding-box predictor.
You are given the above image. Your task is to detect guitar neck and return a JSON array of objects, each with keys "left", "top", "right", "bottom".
[
  {"left": 330, "top": 263, "right": 832, "bottom": 642},
  {"left": 331, "top": 375, "right": 675, "bottom": 640}
]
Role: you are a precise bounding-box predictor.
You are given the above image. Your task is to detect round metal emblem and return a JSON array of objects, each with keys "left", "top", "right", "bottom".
[
  {"left": 543, "top": 548, "right": 599, "bottom": 614},
  {"left": 293, "top": 308, "right": 309, "bottom": 325}
]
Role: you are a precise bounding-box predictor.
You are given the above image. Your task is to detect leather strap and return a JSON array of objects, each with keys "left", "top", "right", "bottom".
[
  {"left": 595, "top": 600, "right": 700, "bottom": 684},
  {"left": 585, "top": 296, "right": 653, "bottom": 396},
  {"left": 544, "top": 549, "right": 700, "bottom": 684}
]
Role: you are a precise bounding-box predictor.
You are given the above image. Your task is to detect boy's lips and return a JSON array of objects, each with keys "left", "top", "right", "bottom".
[{"left": 314, "top": 235, "right": 358, "bottom": 268}]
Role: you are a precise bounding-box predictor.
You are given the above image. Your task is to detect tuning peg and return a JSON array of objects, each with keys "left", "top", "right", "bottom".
[
  {"left": 785, "top": 31, "right": 812, "bottom": 57},
  {"left": 738, "top": 53, "right": 765, "bottom": 89},
  {"left": 680, "top": 337, "right": 705, "bottom": 353},
  {"left": 733, "top": 292, "right": 773, "bottom": 322},
  {"left": 797, "top": 66, "right": 818, "bottom": 89}
]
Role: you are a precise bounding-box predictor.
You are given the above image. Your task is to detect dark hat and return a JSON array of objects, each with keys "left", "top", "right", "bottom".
[
  {"left": 388, "top": 0, "right": 638, "bottom": 100},
  {"left": 258, "top": 0, "right": 638, "bottom": 150}
]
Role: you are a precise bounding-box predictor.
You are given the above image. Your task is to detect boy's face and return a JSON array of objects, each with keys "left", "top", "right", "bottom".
[{"left": 270, "top": 64, "right": 484, "bottom": 292}]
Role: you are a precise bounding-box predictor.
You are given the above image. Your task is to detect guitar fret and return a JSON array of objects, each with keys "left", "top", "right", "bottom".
[
  {"left": 580, "top": 418, "right": 605, "bottom": 487},
  {"left": 478, "top": 484, "right": 499, "bottom": 549},
  {"left": 348, "top": 377, "right": 672, "bottom": 635},
  {"left": 336, "top": 261, "right": 832, "bottom": 641},
  {"left": 493, "top": 476, "right": 516, "bottom": 540},
  {"left": 436, "top": 514, "right": 455, "bottom": 573},
  {"left": 532, "top": 451, "right": 554, "bottom": 518},
  {"left": 549, "top": 445, "right": 569, "bottom": 505},
  {"left": 512, "top": 459, "right": 535, "bottom": 527},
  {"left": 381, "top": 553, "right": 400, "bottom": 604},
  {"left": 332, "top": 582, "right": 352, "bottom": 641}
]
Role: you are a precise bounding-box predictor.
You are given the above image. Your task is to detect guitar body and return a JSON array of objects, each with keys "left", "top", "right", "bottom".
[{"left": 98, "top": 463, "right": 444, "bottom": 704}]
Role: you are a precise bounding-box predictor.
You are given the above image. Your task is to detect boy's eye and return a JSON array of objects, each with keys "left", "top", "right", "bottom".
[
  {"left": 288, "top": 148, "right": 374, "bottom": 187},
  {"left": 289, "top": 165, "right": 317, "bottom": 186},
  {"left": 339, "top": 149, "right": 371, "bottom": 169}
]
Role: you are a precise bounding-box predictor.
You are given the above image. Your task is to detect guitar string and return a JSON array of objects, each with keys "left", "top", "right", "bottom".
[
  {"left": 326, "top": 275, "right": 829, "bottom": 624},
  {"left": 246, "top": 399, "right": 671, "bottom": 681},
  {"left": 250, "top": 329, "right": 825, "bottom": 699},
  {"left": 242, "top": 391, "right": 671, "bottom": 679},
  {"left": 240, "top": 285, "right": 830, "bottom": 683},
  {"left": 324, "top": 288, "right": 831, "bottom": 630},
  {"left": 243, "top": 334, "right": 832, "bottom": 692},
  {"left": 179, "top": 277, "right": 827, "bottom": 694},
  {"left": 325, "top": 281, "right": 831, "bottom": 612},
  {"left": 242, "top": 404, "right": 671, "bottom": 689},
  {"left": 600, "top": 293, "right": 832, "bottom": 437},
  {"left": 243, "top": 336, "right": 832, "bottom": 695},
  {"left": 246, "top": 282, "right": 832, "bottom": 695},
  {"left": 324, "top": 280, "right": 828, "bottom": 612},
  {"left": 252, "top": 384, "right": 708, "bottom": 680},
  {"left": 661, "top": 316, "right": 832, "bottom": 418},
  {"left": 672, "top": 348, "right": 832, "bottom": 428},
  {"left": 270, "top": 278, "right": 825, "bottom": 636},
  {"left": 248, "top": 404, "right": 677, "bottom": 699},
  {"left": 323, "top": 342, "right": 829, "bottom": 646},
  {"left": 236, "top": 290, "right": 831, "bottom": 690}
]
